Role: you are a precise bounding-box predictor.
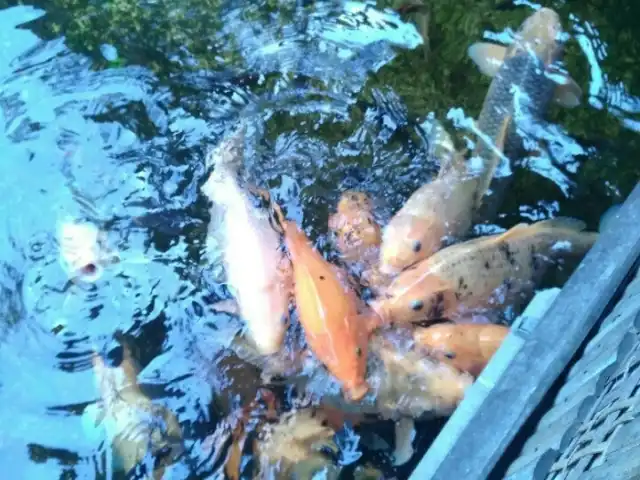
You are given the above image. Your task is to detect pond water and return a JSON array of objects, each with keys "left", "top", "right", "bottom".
[{"left": 0, "top": 0, "right": 639, "bottom": 478}]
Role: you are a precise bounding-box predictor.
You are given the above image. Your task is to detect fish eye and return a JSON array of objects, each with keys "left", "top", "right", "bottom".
[
  {"left": 444, "top": 351, "right": 456, "bottom": 359},
  {"left": 412, "top": 240, "right": 422, "bottom": 253},
  {"left": 410, "top": 300, "right": 424, "bottom": 311}
]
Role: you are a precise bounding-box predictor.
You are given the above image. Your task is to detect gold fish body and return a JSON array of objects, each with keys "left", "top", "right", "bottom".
[
  {"left": 283, "top": 220, "right": 370, "bottom": 401},
  {"left": 414, "top": 323, "right": 509, "bottom": 377},
  {"left": 372, "top": 218, "right": 597, "bottom": 325}
]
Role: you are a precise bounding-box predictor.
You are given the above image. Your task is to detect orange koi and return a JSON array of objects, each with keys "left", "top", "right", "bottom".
[
  {"left": 281, "top": 218, "right": 373, "bottom": 401},
  {"left": 372, "top": 217, "right": 597, "bottom": 326},
  {"left": 414, "top": 323, "right": 509, "bottom": 377}
]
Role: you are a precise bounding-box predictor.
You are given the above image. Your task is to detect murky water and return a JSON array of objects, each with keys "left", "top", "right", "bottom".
[{"left": 0, "top": 1, "right": 639, "bottom": 478}]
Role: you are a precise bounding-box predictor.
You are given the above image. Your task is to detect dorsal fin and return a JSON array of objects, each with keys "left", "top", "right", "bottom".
[
  {"left": 532, "top": 217, "right": 587, "bottom": 232},
  {"left": 490, "top": 223, "right": 532, "bottom": 243}
]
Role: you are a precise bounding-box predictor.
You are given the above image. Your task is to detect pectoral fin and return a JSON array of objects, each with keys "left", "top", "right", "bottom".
[
  {"left": 553, "top": 75, "right": 582, "bottom": 108},
  {"left": 467, "top": 42, "right": 507, "bottom": 77}
]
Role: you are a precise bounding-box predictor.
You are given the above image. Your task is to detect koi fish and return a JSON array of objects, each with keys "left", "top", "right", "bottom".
[
  {"left": 328, "top": 191, "right": 390, "bottom": 293},
  {"left": 312, "top": 329, "right": 473, "bottom": 421},
  {"left": 328, "top": 191, "right": 382, "bottom": 263},
  {"left": 83, "top": 336, "right": 183, "bottom": 477},
  {"left": 58, "top": 221, "right": 120, "bottom": 283},
  {"left": 201, "top": 126, "right": 292, "bottom": 356},
  {"left": 379, "top": 119, "right": 479, "bottom": 274},
  {"left": 277, "top": 210, "right": 373, "bottom": 401},
  {"left": 414, "top": 323, "right": 510, "bottom": 377},
  {"left": 255, "top": 408, "right": 340, "bottom": 479},
  {"left": 371, "top": 217, "right": 597, "bottom": 326},
  {"left": 467, "top": 7, "right": 582, "bottom": 220}
]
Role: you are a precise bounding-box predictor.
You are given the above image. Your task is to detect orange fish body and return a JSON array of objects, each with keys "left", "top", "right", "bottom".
[
  {"left": 414, "top": 323, "right": 509, "bottom": 377},
  {"left": 284, "top": 222, "right": 369, "bottom": 401},
  {"left": 372, "top": 218, "right": 597, "bottom": 326}
]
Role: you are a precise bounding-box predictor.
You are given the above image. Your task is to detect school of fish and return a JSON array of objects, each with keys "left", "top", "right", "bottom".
[{"left": 51, "top": 6, "right": 604, "bottom": 477}]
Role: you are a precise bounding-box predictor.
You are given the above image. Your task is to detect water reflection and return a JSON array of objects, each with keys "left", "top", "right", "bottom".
[{"left": 0, "top": 0, "right": 639, "bottom": 478}]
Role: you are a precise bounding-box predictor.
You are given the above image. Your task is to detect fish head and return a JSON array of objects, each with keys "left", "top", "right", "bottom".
[
  {"left": 517, "top": 7, "right": 563, "bottom": 61},
  {"left": 58, "top": 221, "right": 120, "bottom": 283},
  {"left": 336, "top": 191, "right": 373, "bottom": 214},
  {"left": 380, "top": 215, "right": 444, "bottom": 275},
  {"left": 413, "top": 324, "right": 460, "bottom": 366},
  {"left": 341, "top": 329, "right": 371, "bottom": 402},
  {"left": 330, "top": 192, "right": 381, "bottom": 261},
  {"left": 371, "top": 271, "right": 456, "bottom": 325},
  {"left": 333, "top": 218, "right": 382, "bottom": 263}
]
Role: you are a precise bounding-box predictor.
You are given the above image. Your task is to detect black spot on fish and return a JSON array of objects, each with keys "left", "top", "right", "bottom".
[
  {"left": 411, "top": 299, "right": 424, "bottom": 311},
  {"left": 319, "top": 275, "right": 325, "bottom": 280},
  {"left": 529, "top": 244, "right": 543, "bottom": 272},
  {"left": 484, "top": 260, "right": 491, "bottom": 270},
  {"left": 412, "top": 240, "right": 422, "bottom": 253},
  {"left": 367, "top": 217, "right": 373, "bottom": 225},
  {"left": 458, "top": 276, "right": 467, "bottom": 290},
  {"left": 350, "top": 193, "right": 359, "bottom": 201},
  {"left": 427, "top": 292, "right": 446, "bottom": 319},
  {"left": 444, "top": 351, "right": 456, "bottom": 359},
  {"left": 499, "top": 243, "right": 516, "bottom": 266},
  {"left": 355, "top": 347, "right": 362, "bottom": 357}
]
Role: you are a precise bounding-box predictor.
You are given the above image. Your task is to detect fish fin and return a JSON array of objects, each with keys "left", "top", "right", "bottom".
[
  {"left": 553, "top": 76, "right": 582, "bottom": 109},
  {"left": 490, "top": 223, "right": 532, "bottom": 243},
  {"left": 420, "top": 116, "right": 458, "bottom": 172},
  {"left": 433, "top": 234, "right": 496, "bottom": 257},
  {"left": 473, "top": 116, "right": 511, "bottom": 209},
  {"left": 533, "top": 217, "right": 587, "bottom": 232},
  {"left": 353, "top": 312, "right": 384, "bottom": 334},
  {"left": 211, "top": 299, "right": 241, "bottom": 316},
  {"left": 467, "top": 42, "right": 507, "bottom": 77}
]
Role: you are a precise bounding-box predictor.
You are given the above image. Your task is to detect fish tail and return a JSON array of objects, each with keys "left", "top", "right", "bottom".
[{"left": 206, "top": 124, "right": 246, "bottom": 172}]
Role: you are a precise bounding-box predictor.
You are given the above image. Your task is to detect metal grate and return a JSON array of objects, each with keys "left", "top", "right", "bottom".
[{"left": 544, "top": 320, "right": 640, "bottom": 479}]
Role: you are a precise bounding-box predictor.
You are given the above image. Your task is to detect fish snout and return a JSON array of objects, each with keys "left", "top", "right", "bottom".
[
  {"left": 520, "top": 7, "right": 562, "bottom": 47},
  {"left": 344, "top": 380, "right": 370, "bottom": 402}
]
